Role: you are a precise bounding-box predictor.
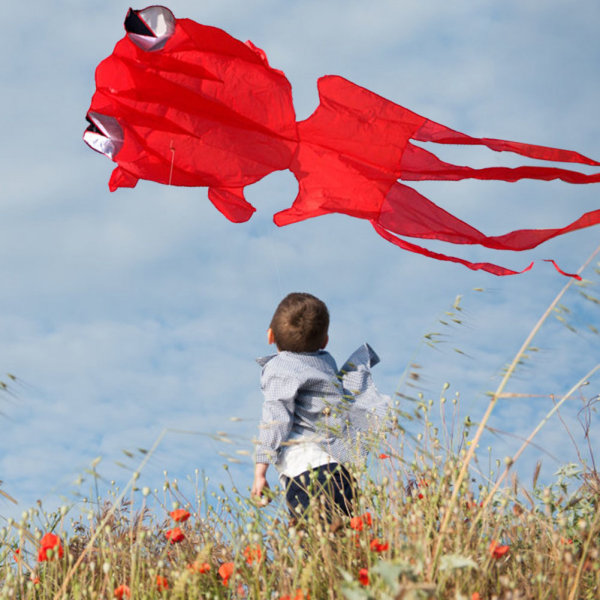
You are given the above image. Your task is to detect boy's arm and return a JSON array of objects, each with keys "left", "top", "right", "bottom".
[
  {"left": 255, "top": 370, "right": 297, "bottom": 463},
  {"left": 251, "top": 462, "right": 271, "bottom": 506}
]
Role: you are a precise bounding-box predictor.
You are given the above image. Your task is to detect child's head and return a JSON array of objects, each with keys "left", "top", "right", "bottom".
[{"left": 268, "top": 292, "right": 329, "bottom": 352}]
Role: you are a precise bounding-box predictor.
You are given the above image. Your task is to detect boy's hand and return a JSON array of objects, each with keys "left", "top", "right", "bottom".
[{"left": 252, "top": 463, "right": 272, "bottom": 507}]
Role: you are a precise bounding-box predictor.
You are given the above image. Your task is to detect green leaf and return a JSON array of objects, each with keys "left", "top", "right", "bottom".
[{"left": 438, "top": 554, "right": 478, "bottom": 571}]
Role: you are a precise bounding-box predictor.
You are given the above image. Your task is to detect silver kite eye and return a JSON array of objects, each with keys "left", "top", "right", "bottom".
[
  {"left": 124, "top": 6, "right": 176, "bottom": 51},
  {"left": 83, "top": 112, "right": 124, "bottom": 159}
]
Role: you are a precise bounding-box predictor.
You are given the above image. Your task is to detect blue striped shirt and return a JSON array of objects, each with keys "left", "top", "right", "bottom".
[{"left": 255, "top": 343, "right": 391, "bottom": 465}]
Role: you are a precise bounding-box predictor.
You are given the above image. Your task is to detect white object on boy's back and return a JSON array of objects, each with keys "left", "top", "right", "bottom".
[{"left": 275, "top": 430, "right": 336, "bottom": 481}]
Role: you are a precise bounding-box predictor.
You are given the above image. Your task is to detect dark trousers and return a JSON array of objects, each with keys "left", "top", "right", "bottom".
[{"left": 284, "top": 463, "right": 356, "bottom": 522}]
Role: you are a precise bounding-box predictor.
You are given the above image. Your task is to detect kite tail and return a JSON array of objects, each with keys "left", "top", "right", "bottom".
[
  {"left": 374, "top": 182, "right": 594, "bottom": 278},
  {"left": 372, "top": 221, "right": 536, "bottom": 277},
  {"left": 400, "top": 143, "right": 600, "bottom": 184},
  {"left": 413, "top": 119, "right": 600, "bottom": 167}
]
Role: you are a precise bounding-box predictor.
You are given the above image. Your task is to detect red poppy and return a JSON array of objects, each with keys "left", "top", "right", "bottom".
[
  {"left": 489, "top": 540, "right": 510, "bottom": 559},
  {"left": 37, "top": 533, "right": 64, "bottom": 561},
  {"left": 358, "top": 568, "right": 369, "bottom": 586},
  {"left": 471, "top": 594, "right": 481, "bottom": 600},
  {"left": 156, "top": 575, "right": 169, "bottom": 591},
  {"left": 219, "top": 562, "right": 234, "bottom": 586},
  {"left": 350, "top": 512, "right": 373, "bottom": 531},
  {"left": 378, "top": 453, "right": 390, "bottom": 459},
  {"left": 188, "top": 560, "right": 211, "bottom": 573},
  {"left": 30, "top": 575, "right": 40, "bottom": 585},
  {"left": 113, "top": 584, "right": 131, "bottom": 599},
  {"left": 284, "top": 591, "right": 309, "bottom": 600},
  {"left": 165, "top": 527, "right": 185, "bottom": 544},
  {"left": 370, "top": 538, "right": 389, "bottom": 552},
  {"left": 560, "top": 537, "right": 573, "bottom": 545},
  {"left": 169, "top": 508, "right": 191, "bottom": 522},
  {"left": 243, "top": 544, "right": 262, "bottom": 565},
  {"left": 13, "top": 548, "right": 21, "bottom": 562}
]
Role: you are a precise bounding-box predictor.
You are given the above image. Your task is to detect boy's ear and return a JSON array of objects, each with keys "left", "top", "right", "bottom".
[{"left": 267, "top": 328, "right": 276, "bottom": 345}]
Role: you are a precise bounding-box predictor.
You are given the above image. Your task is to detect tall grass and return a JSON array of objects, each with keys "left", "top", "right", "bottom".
[
  {"left": 1, "top": 402, "right": 598, "bottom": 599},
  {"left": 1, "top": 251, "right": 599, "bottom": 599}
]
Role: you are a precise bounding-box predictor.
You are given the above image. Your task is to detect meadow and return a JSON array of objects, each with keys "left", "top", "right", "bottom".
[{"left": 1, "top": 252, "right": 599, "bottom": 600}]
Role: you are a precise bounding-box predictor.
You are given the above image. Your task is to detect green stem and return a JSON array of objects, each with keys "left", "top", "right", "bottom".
[{"left": 428, "top": 242, "right": 600, "bottom": 579}]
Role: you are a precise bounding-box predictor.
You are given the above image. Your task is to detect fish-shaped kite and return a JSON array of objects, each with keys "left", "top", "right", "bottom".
[{"left": 84, "top": 6, "right": 600, "bottom": 277}]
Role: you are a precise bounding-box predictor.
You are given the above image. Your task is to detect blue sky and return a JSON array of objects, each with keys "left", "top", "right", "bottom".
[{"left": 1, "top": 0, "right": 599, "bottom": 520}]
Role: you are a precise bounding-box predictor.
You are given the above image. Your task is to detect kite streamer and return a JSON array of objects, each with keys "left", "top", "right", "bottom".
[{"left": 84, "top": 6, "right": 600, "bottom": 277}]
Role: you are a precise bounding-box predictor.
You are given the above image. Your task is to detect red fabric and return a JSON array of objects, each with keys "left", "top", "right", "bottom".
[{"left": 85, "top": 9, "right": 600, "bottom": 277}]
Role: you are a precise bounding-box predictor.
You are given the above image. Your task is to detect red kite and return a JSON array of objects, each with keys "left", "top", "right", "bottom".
[{"left": 85, "top": 6, "right": 600, "bottom": 277}]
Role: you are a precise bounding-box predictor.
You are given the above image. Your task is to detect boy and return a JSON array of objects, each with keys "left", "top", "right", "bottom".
[{"left": 251, "top": 292, "right": 391, "bottom": 520}]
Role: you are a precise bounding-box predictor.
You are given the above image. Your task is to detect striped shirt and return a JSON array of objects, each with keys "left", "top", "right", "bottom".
[{"left": 255, "top": 343, "right": 391, "bottom": 467}]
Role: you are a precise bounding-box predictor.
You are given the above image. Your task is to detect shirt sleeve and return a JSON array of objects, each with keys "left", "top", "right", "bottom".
[
  {"left": 255, "top": 367, "right": 299, "bottom": 464},
  {"left": 339, "top": 343, "right": 392, "bottom": 433}
]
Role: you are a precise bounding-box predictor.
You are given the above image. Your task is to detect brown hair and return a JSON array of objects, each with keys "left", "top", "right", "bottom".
[{"left": 269, "top": 292, "right": 329, "bottom": 352}]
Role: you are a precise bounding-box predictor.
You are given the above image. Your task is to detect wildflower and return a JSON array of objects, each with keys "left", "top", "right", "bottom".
[
  {"left": 169, "top": 508, "right": 191, "bottom": 522},
  {"left": 219, "top": 562, "right": 234, "bottom": 586},
  {"left": 156, "top": 575, "right": 169, "bottom": 591},
  {"left": 37, "top": 533, "right": 64, "bottom": 561},
  {"left": 471, "top": 594, "right": 481, "bottom": 600},
  {"left": 113, "top": 584, "right": 131, "bottom": 598},
  {"left": 281, "top": 591, "right": 310, "bottom": 600},
  {"left": 350, "top": 512, "right": 373, "bottom": 531},
  {"left": 188, "top": 560, "right": 211, "bottom": 573},
  {"left": 165, "top": 527, "right": 185, "bottom": 544},
  {"left": 560, "top": 536, "right": 571, "bottom": 545},
  {"left": 358, "top": 568, "right": 369, "bottom": 586},
  {"left": 370, "top": 538, "right": 389, "bottom": 552},
  {"left": 243, "top": 544, "right": 262, "bottom": 565},
  {"left": 30, "top": 575, "right": 40, "bottom": 585},
  {"left": 378, "top": 453, "right": 390, "bottom": 459},
  {"left": 13, "top": 548, "right": 21, "bottom": 562},
  {"left": 489, "top": 540, "right": 510, "bottom": 559}
]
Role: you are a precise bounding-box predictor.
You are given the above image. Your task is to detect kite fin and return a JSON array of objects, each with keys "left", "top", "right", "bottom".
[
  {"left": 109, "top": 166, "right": 139, "bottom": 191},
  {"left": 208, "top": 186, "right": 256, "bottom": 223}
]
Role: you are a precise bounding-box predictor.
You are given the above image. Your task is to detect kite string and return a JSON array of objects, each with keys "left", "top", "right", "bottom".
[
  {"left": 168, "top": 140, "right": 175, "bottom": 186},
  {"left": 165, "top": 135, "right": 287, "bottom": 297}
]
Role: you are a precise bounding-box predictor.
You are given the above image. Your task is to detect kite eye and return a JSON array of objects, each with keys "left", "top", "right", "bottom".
[
  {"left": 83, "top": 113, "right": 124, "bottom": 159},
  {"left": 124, "top": 6, "right": 175, "bottom": 51}
]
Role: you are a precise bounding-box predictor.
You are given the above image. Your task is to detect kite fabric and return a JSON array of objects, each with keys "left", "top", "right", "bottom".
[{"left": 84, "top": 6, "right": 600, "bottom": 277}]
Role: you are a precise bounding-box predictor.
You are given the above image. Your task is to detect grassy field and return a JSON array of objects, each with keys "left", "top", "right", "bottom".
[
  {"left": 1, "top": 255, "right": 599, "bottom": 599},
  {"left": 1, "top": 405, "right": 598, "bottom": 600}
]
